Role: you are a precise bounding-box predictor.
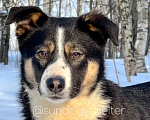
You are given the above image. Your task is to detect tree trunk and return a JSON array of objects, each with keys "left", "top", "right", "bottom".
[
  {"left": 108, "top": 40, "right": 112, "bottom": 58},
  {"left": 93, "top": 0, "right": 98, "bottom": 9},
  {"left": 145, "top": 1, "right": 150, "bottom": 55},
  {"left": 108, "top": 0, "right": 112, "bottom": 59},
  {"left": 28, "top": 0, "right": 34, "bottom": 5},
  {"left": 35, "top": 0, "right": 40, "bottom": 6},
  {"left": 120, "top": 31, "right": 123, "bottom": 58},
  {"left": 90, "top": 0, "right": 93, "bottom": 10},
  {"left": 65, "top": 0, "right": 68, "bottom": 16},
  {"left": 0, "top": 0, "right": 10, "bottom": 64},
  {"left": 132, "top": 0, "right": 138, "bottom": 46},
  {"left": 77, "top": 0, "right": 83, "bottom": 16},
  {"left": 0, "top": 18, "right": 8, "bottom": 63},
  {"left": 0, "top": 18, "right": 4, "bottom": 63},
  {"left": 43, "top": 0, "right": 53, "bottom": 16},
  {"left": 135, "top": 0, "right": 148, "bottom": 73},
  {"left": 69, "top": 0, "right": 72, "bottom": 16},
  {"left": 121, "top": 0, "right": 137, "bottom": 76},
  {"left": 4, "top": 26, "right": 10, "bottom": 65},
  {"left": 116, "top": 48, "right": 118, "bottom": 59},
  {"left": 115, "top": 0, "right": 123, "bottom": 58},
  {"left": 59, "top": 0, "right": 62, "bottom": 17}
]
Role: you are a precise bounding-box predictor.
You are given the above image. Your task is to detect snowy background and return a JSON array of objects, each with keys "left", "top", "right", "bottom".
[{"left": 0, "top": 52, "right": 150, "bottom": 120}]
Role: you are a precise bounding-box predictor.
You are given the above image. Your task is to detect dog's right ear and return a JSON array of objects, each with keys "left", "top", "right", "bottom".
[
  {"left": 77, "top": 11, "right": 119, "bottom": 46},
  {"left": 5, "top": 6, "right": 48, "bottom": 36}
]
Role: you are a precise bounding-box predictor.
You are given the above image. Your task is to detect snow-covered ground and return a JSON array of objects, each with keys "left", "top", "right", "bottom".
[
  {"left": 0, "top": 51, "right": 22, "bottom": 120},
  {"left": 0, "top": 52, "right": 150, "bottom": 120},
  {"left": 106, "top": 55, "right": 150, "bottom": 86}
]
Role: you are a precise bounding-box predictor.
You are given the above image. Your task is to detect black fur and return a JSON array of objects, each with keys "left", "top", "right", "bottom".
[{"left": 19, "top": 86, "right": 33, "bottom": 120}]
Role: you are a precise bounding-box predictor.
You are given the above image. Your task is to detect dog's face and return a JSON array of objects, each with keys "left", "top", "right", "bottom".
[{"left": 6, "top": 6, "right": 118, "bottom": 103}]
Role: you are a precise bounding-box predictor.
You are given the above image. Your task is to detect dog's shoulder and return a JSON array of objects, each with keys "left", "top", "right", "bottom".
[
  {"left": 122, "top": 82, "right": 150, "bottom": 101},
  {"left": 101, "top": 80, "right": 150, "bottom": 120}
]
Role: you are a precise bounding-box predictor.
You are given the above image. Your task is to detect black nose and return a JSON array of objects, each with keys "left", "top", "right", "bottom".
[{"left": 46, "top": 77, "right": 65, "bottom": 94}]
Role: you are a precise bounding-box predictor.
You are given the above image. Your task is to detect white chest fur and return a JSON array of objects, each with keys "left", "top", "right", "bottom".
[{"left": 25, "top": 83, "right": 110, "bottom": 120}]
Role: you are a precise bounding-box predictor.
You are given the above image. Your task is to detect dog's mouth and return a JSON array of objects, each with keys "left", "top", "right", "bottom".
[
  {"left": 46, "top": 95, "right": 69, "bottom": 103},
  {"left": 38, "top": 87, "right": 65, "bottom": 101},
  {"left": 50, "top": 96, "right": 62, "bottom": 100}
]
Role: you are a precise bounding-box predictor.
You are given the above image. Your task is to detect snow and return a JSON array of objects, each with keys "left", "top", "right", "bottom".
[
  {"left": 106, "top": 56, "right": 150, "bottom": 86},
  {"left": 0, "top": 52, "right": 150, "bottom": 120},
  {"left": 0, "top": 52, "right": 22, "bottom": 120},
  {"left": 0, "top": 11, "right": 7, "bottom": 14}
]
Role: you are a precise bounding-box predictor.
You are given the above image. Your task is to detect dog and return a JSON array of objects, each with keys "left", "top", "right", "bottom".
[{"left": 6, "top": 6, "right": 150, "bottom": 120}]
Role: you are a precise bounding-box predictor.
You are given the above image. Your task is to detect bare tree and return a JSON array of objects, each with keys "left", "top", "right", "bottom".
[
  {"left": 35, "top": 0, "right": 40, "bottom": 6},
  {"left": 121, "top": 0, "right": 136, "bottom": 77},
  {"left": 43, "top": 0, "right": 53, "bottom": 16},
  {"left": 134, "top": 0, "right": 148, "bottom": 73},
  {"left": 77, "top": 0, "right": 83, "bottom": 16},
  {"left": 28, "top": 0, "right": 34, "bottom": 5},
  {"left": 145, "top": 1, "right": 150, "bottom": 55},
  {"left": 90, "top": 0, "right": 93, "bottom": 10},
  {"left": 132, "top": 0, "right": 138, "bottom": 46},
  {"left": 59, "top": 0, "right": 62, "bottom": 17},
  {"left": 115, "top": 0, "right": 123, "bottom": 58},
  {"left": 0, "top": 0, "right": 10, "bottom": 65},
  {"left": 108, "top": 0, "right": 112, "bottom": 59},
  {"left": 0, "top": 18, "right": 5, "bottom": 63}
]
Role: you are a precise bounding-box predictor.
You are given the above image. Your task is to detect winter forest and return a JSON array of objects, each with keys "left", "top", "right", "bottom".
[
  {"left": 0, "top": 0, "right": 150, "bottom": 119},
  {"left": 0, "top": 0, "right": 150, "bottom": 81}
]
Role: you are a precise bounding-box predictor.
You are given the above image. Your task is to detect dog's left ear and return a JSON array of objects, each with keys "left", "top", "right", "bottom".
[
  {"left": 77, "top": 11, "right": 119, "bottom": 46},
  {"left": 5, "top": 6, "right": 48, "bottom": 36}
]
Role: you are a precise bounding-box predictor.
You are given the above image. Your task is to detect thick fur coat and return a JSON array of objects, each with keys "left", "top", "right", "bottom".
[{"left": 6, "top": 6, "right": 150, "bottom": 120}]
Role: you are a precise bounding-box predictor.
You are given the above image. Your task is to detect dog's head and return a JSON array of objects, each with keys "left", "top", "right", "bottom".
[{"left": 6, "top": 6, "right": 118, "bottom": 103}]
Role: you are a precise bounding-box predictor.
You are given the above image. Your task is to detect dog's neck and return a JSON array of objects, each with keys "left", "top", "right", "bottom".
[{"left": 25, "top": 82, "right": 110, "bottom": 120}]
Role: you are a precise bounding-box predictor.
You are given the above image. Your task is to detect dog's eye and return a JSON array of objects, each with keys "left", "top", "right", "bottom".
[
  {"left": 71, "top": 52, "right": 82, "bottom": 60},
  {"left": 37, "top": 51, "right": 47, "bottom": 59}
]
